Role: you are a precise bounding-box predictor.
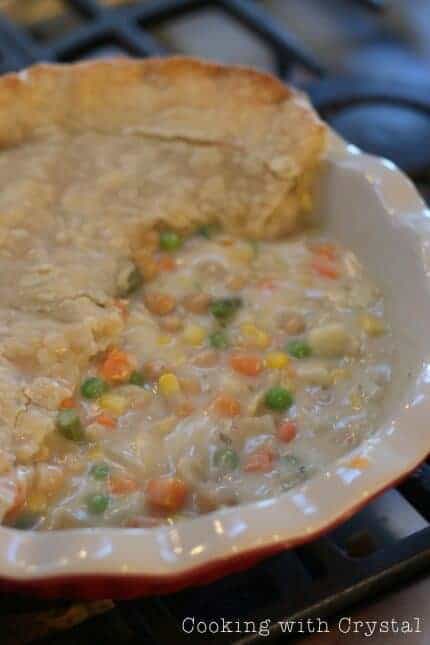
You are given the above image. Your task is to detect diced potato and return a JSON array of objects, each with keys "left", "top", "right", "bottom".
[
  {"left": 308, "top": 323, "right": 351, "bottom": 357},
  {"left": 296, "top": 363, "right": 331, "bottom": 386},
  {"left": 85, "top": 422, "right": 108, "bottom": 441},
  {"left": 237, "top": 415, "right": 276, "bottom": 439},
  {"left": 118, "top": 385, "right": 152, "bottom": 409},
  {"left": 360, "top": 313, "right": 386, "bottom": 337},
  {"left": 152, "top": 416, "right": 177, "bottom": 436},
  {"left": 330, "top": 367, "right": 350, "bottom": 384},
  {"left": 24, "top": 377, "right": 72, "bottom": 411},
  {"left": 34, "top": 463, "right": 64, "bottom": 498},
  {"left": 192, "top": 350, "right": 218, "bottom": 367},
  {"left": 14, "top": 408, "right": 55, "bottom": 463}
]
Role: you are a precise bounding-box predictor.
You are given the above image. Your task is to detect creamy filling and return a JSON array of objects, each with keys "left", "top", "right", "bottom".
[{"left": 1, "top": 228, "right": 392, "bottom": 529}]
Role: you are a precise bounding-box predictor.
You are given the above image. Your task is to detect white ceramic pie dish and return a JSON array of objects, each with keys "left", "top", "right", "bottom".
[{"left": 1, "top": 130, "right": 429, "bottom": 599}]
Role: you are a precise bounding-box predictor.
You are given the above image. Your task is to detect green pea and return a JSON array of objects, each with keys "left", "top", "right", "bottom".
[
  {"left": 209, "top": 331, "right": 229, "bottom": 349},
  {"left": 286, "top": 340, "right": 312, "bottom": 359},
  {"left": 129, "top": 370, "right": 145, "bottom": 387},
  {"left": 213, "top": 447, "right": 239, "bottom": 472},
  {"left": 90, "top": 462, "right": 110, "bottom": 481},
  {"left": 81, "top": 377, "right": 108, "bottom": 399},
  {"left": 159, "top": 230, "right": 182, "bottom": 252},
  {"left": 210, "top": 298, "right": 242, "bottom": 323},
  {"left": 117, "top": 264, "right": 142, "bottom": 297},
  {"left": 264, "top": 387, "right": 294, "bottom": 412},
  {"left": 56, "top": 409, "right": 85, "bottom": 442},
  {"left": 86, "top": 493, "right": 109, "bottom": 515}
]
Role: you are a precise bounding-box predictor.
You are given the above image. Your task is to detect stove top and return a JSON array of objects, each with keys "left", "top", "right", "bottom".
[{"left": 0, "top": 2, "right": 430, "bottom": 643}]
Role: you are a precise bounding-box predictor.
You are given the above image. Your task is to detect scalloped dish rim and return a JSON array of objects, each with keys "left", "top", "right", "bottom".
[{"left": 1, "top": 131, "right": 429, "bottom": 598}]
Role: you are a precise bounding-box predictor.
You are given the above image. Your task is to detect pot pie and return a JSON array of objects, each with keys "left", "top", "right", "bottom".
[{"left": 0, "top": 58, "right": 393, "bottom": 529}]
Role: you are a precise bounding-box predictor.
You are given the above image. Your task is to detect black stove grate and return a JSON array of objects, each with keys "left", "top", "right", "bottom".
[
  {"left": 3, "top": 0, "right": 429, "bottom": 186},
  {"left": 2, "top": 2, "right": 430, "bottom": 643},
  {"left": 0, "top": 0, "right": 384, "bottom": 76}
]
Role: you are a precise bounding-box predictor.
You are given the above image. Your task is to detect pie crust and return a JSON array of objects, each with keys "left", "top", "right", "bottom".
[{"left": 0, "top": 57, "right": 326, "bottom": 519}]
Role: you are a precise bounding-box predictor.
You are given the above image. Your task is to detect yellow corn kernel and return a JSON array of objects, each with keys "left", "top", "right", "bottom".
[
  {"left": 27, "top": 491, "right": 48, "bottom": 513},
  {"left": 348, "top": 456, "right": 370, "bottom": 470},
  {"left": 232, "top": 244, "right": 254, "bottom": 263},
  {"left": 349, "top": 391, "right": 362, "bottom": 410},
  {"left": 241, "top": 323, "right": 270, "bottom": 349},
  {"left": 157, "top": 334, "right": 172, "bottom": 346},
  {"left": 360, "top": 313, "right": 386, "bottom": 337},
  {"left": 98, "top": 393, "right": 128, "bottom": 416},
  {"left": 158, "top": 373, "right": 181, "bottom": 397},
  {"left": 330, "top": 368, "right": 350, "bottom": 384},
  {"left": 183, "top": 324, "right": 206, "bottom": 346},
  {"left": 266, "top": 352, "right": 290, "bottom": 369},
  {"left": 87, "top": 446, "right": 104, "bottom": 460}
]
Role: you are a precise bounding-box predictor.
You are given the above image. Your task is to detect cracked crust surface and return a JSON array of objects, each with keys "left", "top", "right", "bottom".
[
  {"left": 0, "top": 57, "right": 326, "bottom": 504},
  {"left": 0, "top": 57, "right": 326, "bottom": 237}
]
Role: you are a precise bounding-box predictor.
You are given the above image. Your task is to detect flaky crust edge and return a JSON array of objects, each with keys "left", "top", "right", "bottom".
[{"left": 0, "top": 56, "right": 327, "bottom": 237}]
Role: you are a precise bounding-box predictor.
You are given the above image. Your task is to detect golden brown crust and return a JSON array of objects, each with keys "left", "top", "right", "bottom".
[
  {"left": 0, "top": 57, "right": 326, "bottom": 238},
  {"left": 0, "top": 58, "right": 326, "bottom": 488}
]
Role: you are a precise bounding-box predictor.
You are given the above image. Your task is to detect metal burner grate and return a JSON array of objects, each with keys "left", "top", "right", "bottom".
[
  {"left": 0, "top": 0, "right": 383, "bottom": 76},
  {"left": 2, "top": 2, "right": 430, "bottom": 644}
]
